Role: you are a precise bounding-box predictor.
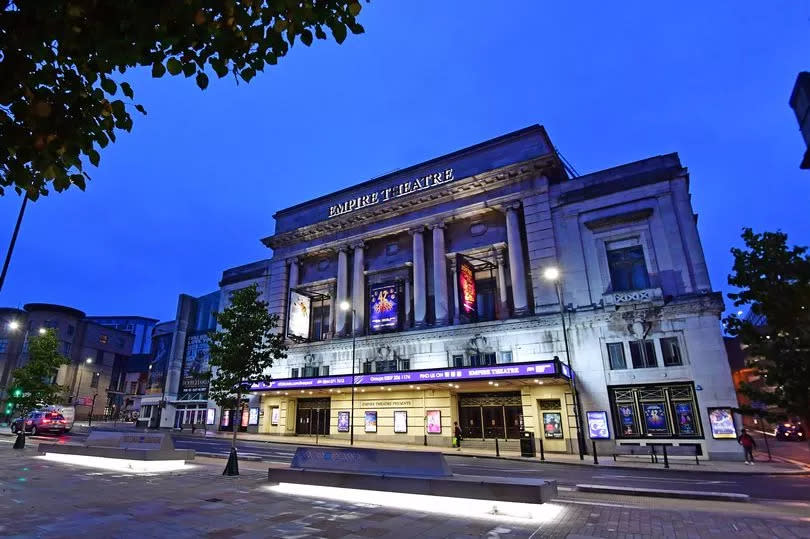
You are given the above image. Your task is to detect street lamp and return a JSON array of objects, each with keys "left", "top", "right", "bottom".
[
  {"left": 543, "top": 266, "right": 586, "bottom": 460},
  {"left": 7, "top": 320, "right": 19, "bottom": 331},
  {"left": 38, "top": 327, "right": 46, "bottom": 335},
  {"left": 340, "top": 300, "right": 357, "bottom": 445},
  {"left": 73, "top": 357, "right": 93, "bottom": 406}
]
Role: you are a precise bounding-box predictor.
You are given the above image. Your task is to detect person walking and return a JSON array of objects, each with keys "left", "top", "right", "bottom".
[
  {"left": 738, "top": 428, "right": 757, "bottom": 465},
  {"left": 454, "top": 421, "right": 463, "bottom": 451}
]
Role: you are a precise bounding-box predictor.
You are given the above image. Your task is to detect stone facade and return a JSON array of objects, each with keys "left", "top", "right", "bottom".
[{"left": 247, "top": 125, "right": 741, "bottom": 460}]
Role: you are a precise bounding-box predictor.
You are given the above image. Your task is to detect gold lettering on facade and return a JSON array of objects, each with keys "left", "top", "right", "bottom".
[{"left": 328, "top": 168, "right": 455, "bottom": 218}]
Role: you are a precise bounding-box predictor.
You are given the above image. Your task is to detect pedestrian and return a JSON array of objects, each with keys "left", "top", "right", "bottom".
[
  {"left": 738, "top": 428, "right": 757, "bottom": 465},
  {"left": 454, "top": 421, "right": 463, "bottom": 451}
]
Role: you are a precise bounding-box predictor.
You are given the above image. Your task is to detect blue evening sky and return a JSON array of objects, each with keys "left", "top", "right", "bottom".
[{"left": 1, "top": 1, "right": 808, "bottom": 322}]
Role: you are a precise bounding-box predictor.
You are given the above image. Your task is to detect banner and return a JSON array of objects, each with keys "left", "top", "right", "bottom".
[
  {"left": 643, "top": 403, "right": 669, "bottom": 434},
  {"left": 146, "top": 333, "right": 172, "bottom": 395},
  {"left": 456, "top": 254, "right": 478, "bottom": 322},
  {"left": 617, "top": 404, "right": 639, "bottom": 436},
  {"left": 708, "top": 407, "right": 736, "bottom": 439},
  {"left": 426, "top": 410, "right": 442, "bottom": 434},
  {"left": 364, "top": 411, "right": 377, "bottom": 433},
  {"left": 248, "top": 408, "right": 259, "bottom": 426},
  {"left": 675, "top": 402, "right": 697, "bottom": 435},
  {"left": 543, "top": 412, "right": 563, "bottom": 439},
  {"left": 181, "top": 334, "right": 211, "bottom": 394},
  {"left": 587, "top": 411, "right": 610, "bottom": 440},
  {"left": 288, "top": 291, "right": 311, "bottom": 340},
  {"left": 369, "top": 283, "right": 399, "bottom": 333},
  {"left": 271, "top": 407, "right": 280, "bottom": 426},
  {"left": 337, "top": 411, "right": 350, "bottom": 432}
]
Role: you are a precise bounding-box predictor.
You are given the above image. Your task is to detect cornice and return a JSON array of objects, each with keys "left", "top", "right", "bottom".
[{"left": 262, "top": 156, "right": 556, "bottom": 249}]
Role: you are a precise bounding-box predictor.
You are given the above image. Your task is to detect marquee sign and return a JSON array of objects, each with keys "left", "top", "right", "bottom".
[
  {"left": 249, "top": 360, "right": 558, "bottom": 391},
  {"left": 328, "top": 168, "right": 455, "bottom": 218}
]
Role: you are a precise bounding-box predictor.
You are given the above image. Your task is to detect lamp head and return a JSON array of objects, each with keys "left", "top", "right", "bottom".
[
  {"left": 543, "top": 267, "right": 560, "bottom": 281},
  {"left": 86, "top": 358, "right": 92, "bottom": 364},
  {"left": 7, "top": 320, "right": 20, "bottom": 331},
  {"left": 339, "top": 300, "right": 351, "bottom": 312},
  {"left": 38, "top": 327, "right": 47, "bottom": 335}
]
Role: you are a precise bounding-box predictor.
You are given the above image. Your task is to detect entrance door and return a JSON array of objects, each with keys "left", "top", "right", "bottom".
[
  {"left": 504, "top": 405, "right": 523, "bottom": 439},
  {"left": 295, "top": 398, "right": 331, "bottom": 436},
  {"left": 458, "top": 391, "right": 522, "bottom": 440},
  {"left": 459, "top": 407, "right": 483, "bottom": 438},
  {"left": 482, "top": 406, "right": 505, "bottom": 439}
]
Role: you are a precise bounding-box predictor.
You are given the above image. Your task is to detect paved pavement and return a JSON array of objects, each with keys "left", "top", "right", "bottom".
[{"left": 2, "top": 443, "right": 810, "bottom": 538}]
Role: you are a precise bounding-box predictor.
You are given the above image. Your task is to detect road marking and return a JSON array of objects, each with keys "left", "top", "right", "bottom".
[{"left": 591, "top": 474, "right": 734, "bottom": 485}]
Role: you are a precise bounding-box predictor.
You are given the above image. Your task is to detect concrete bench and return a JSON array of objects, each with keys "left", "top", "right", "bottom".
[{"left": 269, "top": 447, "right": 557, "bottom": 504}]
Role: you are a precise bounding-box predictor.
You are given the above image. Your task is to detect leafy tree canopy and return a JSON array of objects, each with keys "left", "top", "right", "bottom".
[
  {"left": 725, "top": 228, "right": 810, "bottom": 427},
  {"left": 10, "top": 328, "right": 70, "bottom": 416},
  {"left": 207, "top": 283, "right": 285, "bottom": 417},
  {"left": 0, "top": 0, "right": 366, "bottom": 199}
]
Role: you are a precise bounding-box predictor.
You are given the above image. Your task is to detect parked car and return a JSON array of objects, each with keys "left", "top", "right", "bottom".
[
  {"left": 40, "top": 405, "right": 75, "bottom": 432},
  {"left": 775, "top": 422, "right": 806, "bottom": 441},
  {"left": 10, "top": 411, "right": 67, "bottom": 435}
]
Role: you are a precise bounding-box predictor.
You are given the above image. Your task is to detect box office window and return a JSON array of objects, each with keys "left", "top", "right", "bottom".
[
  {"left": 606, "top": 342, "right": 626, "bottom": 370},
  {"left": 629, "top": 340, "right": 657, "bottom": 369},
  {"left": 609, "top": 384, "right": 702, "bottom": 438}
]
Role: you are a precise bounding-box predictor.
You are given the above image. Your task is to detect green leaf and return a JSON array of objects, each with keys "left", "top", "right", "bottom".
[
  {"left": 152, "top": 62, "right": 166, "bottom": 78},
  {"left": 196, "top": 72, "right": 209, "bottom": 90},
  {"left": 88, "top": 149, "right": 100, "bottom": 166},
  {"left": 134, "top": 104, "right": 147, "bottom": 115},
  {"left": 331, "top": 22, "right": 347, "bottom": 44},
  {"left": 167, "top": 58, "right": 182, "bottom": 75},
  {"left": 300, "top": 29, "right": 313, "bottom": 46},
  {"left": 348, "top": 2, "right": 362, "bottom": 16},
  {"left": 183, "top": 62, "right": 196, "bottom": 77},
  {"left": 120, "top": 81, "right": 134, "bottom": 99},
  {"left": 101, "top": 78, "right": 117, "bottom": 95}
]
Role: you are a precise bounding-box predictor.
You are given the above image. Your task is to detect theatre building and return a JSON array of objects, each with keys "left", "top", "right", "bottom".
[{"left": 248, "top": 125, "right": 742, "bottom": 460}]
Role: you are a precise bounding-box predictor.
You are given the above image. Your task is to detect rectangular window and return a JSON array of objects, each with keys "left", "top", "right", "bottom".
[
  {"left": 607, "top": 245, "right": 651, "bottom": 292},
  {"left": 90, "top": 371, "right": 100, "bottom": 388},
  {"left": 469, "top": 354, "right": 481, "bottom": 367},
  {"left": 312, "top": 305, "right": 330, "bottom": 341},
  {"left": 362, "top": 362, "right": 372, "bottom": 374},
  {"left": 290, "top": 368, "right": 299, "bottom": 378},
  {"left": 482, "top": 353, "right": 496, "bottom": 366},
  {"left": 303, "top": 366, "right": 317, "bottom": 378},
  {"left": 476, "top": 278, "right": 496, "bottom": 322},
  {"left": 67, "top": 325, "right": 75, "bottom": 336},
  {"left": 501, "top": 351, "right": 513, "bottom": 364},
  {"left": 0, "top": 338, "right": 7, "bottom": 353},
  {"left": 452, "top": 355, "right": 464, "bottom": 368},
  {"left": 63, "top": 342, "right": 72, "bottom": 356},
  {"left": 660, "top": 337, "right": 683, "bottom": 366},
  {"left": 606, "top": 342, "right": 626, "bottom": 370},
  {"left": 629, "top": 340, "right": 657, "bottom": 368},
  {"left": 399, "top": 359, "right": 410, "bottom": 371},
  {"left": 320, "top": 365, "right": 329, "bottom": 376}
]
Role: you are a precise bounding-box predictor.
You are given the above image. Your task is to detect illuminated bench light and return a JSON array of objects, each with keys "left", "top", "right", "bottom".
[
  {"left": 40, "top": 453, "right": 189, "bottom": 473},
  {"left": 265, "top": 483, "right": 563, "bottom": 522}
]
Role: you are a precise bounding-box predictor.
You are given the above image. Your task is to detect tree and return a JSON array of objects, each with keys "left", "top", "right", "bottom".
[
  {"left": 10, "top": 328, "right": 69, "bottom": 446},
  {"left": 207, "top": 283, "right": 285, "bottom": 474},
  {"left": 0, "top": 1, "right": 367, "bottom": 199},
  {"left": 725, "top": 228, "right": 810, "bottom": 445}
]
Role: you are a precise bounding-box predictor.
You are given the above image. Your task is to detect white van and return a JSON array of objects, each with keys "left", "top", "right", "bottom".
[{"left": 40, "top": 405, "right": 75, "bottom": 432}]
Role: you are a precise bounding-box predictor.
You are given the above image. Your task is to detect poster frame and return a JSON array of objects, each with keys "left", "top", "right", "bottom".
[
  {"left": 393, "top": 410, "right": 408, "bottom": 434},
  {"left": 707, "top": 406, "right": 737, "bottom": 439},
  {"left": 586, "top": 410, "right": 611, "bottom": 440},
  {"left": 364, "top": 410, "right": 377, "bottom": 433}
]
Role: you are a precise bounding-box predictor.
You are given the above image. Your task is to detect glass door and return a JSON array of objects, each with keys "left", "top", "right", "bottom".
[
  {"left": 504, "top": 406, "right": 523, "bottom": 439},
  {"left": 459, "top": 407, "right": 483, "bottom": 439},
  {"left": 482, "top": 406, "right": 505, "bottom": 439}
]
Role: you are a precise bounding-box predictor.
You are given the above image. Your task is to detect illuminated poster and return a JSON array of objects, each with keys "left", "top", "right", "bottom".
[
  {"left": 587, "top": 411, "right": 610, "bottom": 440},
  {"left": 181, "top": 334, "right": 211, "bottom": 395},
  {"left": 643, "top": 403, "right": 669, "bottom": 434},
  {"left": 617, "top": 405, "right": 639, "bottom": 436},
  {"left": 364, "top": 411, "right": 377, "bottom": 433},
  {"left": 206, "top": 408, "right": 215, "bottom": 425},
  {"left": 146, "top": 333, "right": 172, "bottom": 394},
  {"left": 271, "top": 407, "right": 280, "bottom": 426},
  {"left": 543, "top": 412, "right": 563, "bottom": 439},
  {"left": 426, "top": 410, "right": 442, "bottom": 434},
  {"left": 288, "top": 291, "right": 311, "bottom": 340},
  {"left": 675, "top": 402, "right": 697, "bottom": 435},
  {"left": 248, "top": 408, "right": 259, "bottom": 426},
  {"left": 708, "top": 407, "right": 737, "bottom": 439},
  {"left": 241, "top": 407, "right": 250, "bottom": 428},
  {"left": 456, "top": 254, "right": 478, "bottom": 322},
  {"left": 369, "top": 284, "right": 399, "bottom": 332},
  {"left": 394, "top": 410, "right": 408, "bottom": 433},
  {"left": 337, "top": 411, "right": 350, "bottom": 432},
  {"left": 221, "top": 410, "right": 230, "bottom": 427}
]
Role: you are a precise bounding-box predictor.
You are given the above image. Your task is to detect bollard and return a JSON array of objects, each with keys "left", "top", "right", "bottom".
[
  {"left": 539, "top": 437, "right": 545, "bottom": 461},
  {"left": 495, "top": 437, "right": 500, "bottom": 457},
  {"left": 662, "top": 445, "right": 669, "bottom": 469},
  {"left": 592, "top": 440, "right": 599, "bottom": 465}
]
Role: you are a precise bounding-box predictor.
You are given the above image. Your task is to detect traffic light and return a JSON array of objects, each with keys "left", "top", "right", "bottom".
[
  {"left": 4, "top": 401, "right": 12, "bottom": 413},
  {"left": 11, "top": 388, "right": 22, "bottom": 398}
]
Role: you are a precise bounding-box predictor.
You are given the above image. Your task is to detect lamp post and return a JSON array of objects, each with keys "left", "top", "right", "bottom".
[
  {"left": 73, "top": 357, "right": 92, "bottom": 405},
  {"left": 543, "top": 267, "right": 586, "bottom": 460},
  {"left": 340, "top": 300, "right": 357, "bottom": 445}
]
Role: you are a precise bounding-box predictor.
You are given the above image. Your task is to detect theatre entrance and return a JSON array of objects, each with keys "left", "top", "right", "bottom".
[
  {"left": 458, "top": 392, "right": 523, "bottom": 440},
  {"left": 295, "top": 397, "right": 331, "bottom": 436}
]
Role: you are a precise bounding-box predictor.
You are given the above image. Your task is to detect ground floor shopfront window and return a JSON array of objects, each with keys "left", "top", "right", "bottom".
[
  {"left": 173, "top": 404, "right": 208, "bottom": 428},
  {"left": 609, "top": 383, "right": 703, "bottom": 439},
  {"left": 458, "top": 392, "right": 523, "bottom": 440}
]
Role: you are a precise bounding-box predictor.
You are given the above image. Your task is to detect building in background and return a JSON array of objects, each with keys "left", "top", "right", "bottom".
[
  {"left": 0, "top": 308, "right": 27, "bottom": 411},
  {"left": 789, "top": 71, "right": 810, "bottom": 169},
  {"left": 244, "top": 125, "right": 741, "bottom": 460},
  {"left": 0, "top": 303, "right": 134, "bottom": 422},
  {"left": 85, "top": 315, "right": 159, "bottom": 355}
]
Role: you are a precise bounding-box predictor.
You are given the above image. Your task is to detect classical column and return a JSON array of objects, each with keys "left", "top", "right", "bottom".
[
  {"left": 403, "top": 266, "right": 412, "bottom": 328},
  {"left": 448, "top": 254, "right": 460, "bottom": 325},
  {"left": 409, "top": 227, "right": 427, "bottom": 328},
  {"left": 351, "top": 242, "right": 365, "bottom": 334},
  {"left": 493, "top": 244, "right": 509, "bottom": 319},
  {"left": 335, "top": 246, "right": 349, "bottom": 336},
  {"left": 431, "top": 223, "right": 449, "bottom": 326},
  {"left": 505, "top": 202, "right": 529, "bottom": 315},
  {"left": 328, "top": 281, "right": 337, "bottom": 338},
  {"left": 287, "top": 257, "right": 300, "bottom": 289}
]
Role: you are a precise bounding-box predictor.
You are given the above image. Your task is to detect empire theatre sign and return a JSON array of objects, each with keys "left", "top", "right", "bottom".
[{"left": 328, "top": 168, "right": 455, "bottom": 218}]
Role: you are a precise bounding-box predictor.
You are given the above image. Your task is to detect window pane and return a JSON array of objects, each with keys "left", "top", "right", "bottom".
[
  {"left": 607, "top": 343, "right": 626, "bottom": 369},
  {"left": 320, "top": 365, "right": 329, "bottom": 376},
  {"left": 291, "top": 368, "right": 299, "bottom": 378},
  {"left": 644, "top": 340, "right": 657, "bottom": 367},
  {"left": 630, "top": 340, "right": 657, "bottom": 369},
  {"left": 607, "top": 246, "right": 651, "bottom": 292},
  {"left": 661, "top": 337, "right": 683, "bottom": 366},
  {"left": 452, "top": 355, "right": 464, "bottom": 368},
  {"left": 501, "top": 351, "right": 513, "bottom": 364}
]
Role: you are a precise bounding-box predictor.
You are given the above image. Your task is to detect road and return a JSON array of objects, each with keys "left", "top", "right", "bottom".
[{"left": 24, "top": 428, "right": 807, "bottom": 502}]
